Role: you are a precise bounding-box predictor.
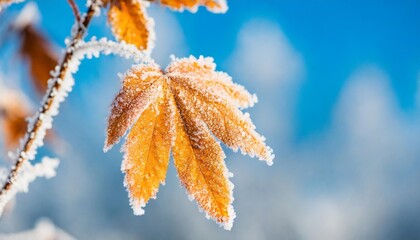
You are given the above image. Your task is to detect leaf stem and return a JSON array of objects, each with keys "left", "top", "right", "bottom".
[
  {"left": 0, "top": 1, "right": 100, "bottom": 198},
  {"left": 67, "top": 0, "right": 82, "bottom": 24}
]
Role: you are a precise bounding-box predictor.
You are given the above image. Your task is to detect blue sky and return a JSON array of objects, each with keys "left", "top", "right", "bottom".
[{"left": 1, "top": 0, "right": 420, "bottom": 239}]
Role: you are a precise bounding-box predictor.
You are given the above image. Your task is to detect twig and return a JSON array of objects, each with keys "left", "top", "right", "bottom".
[
  {"left": 0, "top": 1, "right": 101, "bottom": 198},
  {"left": 66, "top": 0, "right": 81, "bottom": 24}
]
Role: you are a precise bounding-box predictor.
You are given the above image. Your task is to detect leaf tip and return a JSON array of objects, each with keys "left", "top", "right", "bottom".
[
  {"left": 130, "top": 198, "right": 146, "bottom": 216},
  {"left": 221, "top": 205, "right": 236, "bottom": 230},
  {"left": 103, "top": 144, "right": 111, "bottom": 153},
  {"left": 103, "top": 135, "right": 116, "bottom": 152}
]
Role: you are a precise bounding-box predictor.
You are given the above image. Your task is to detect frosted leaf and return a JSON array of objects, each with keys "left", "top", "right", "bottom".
[
  {"left": 158, "top": 0, "right": 228, "bottom": 13},
  {"left": 0, "top": 157, "right": 59, "bottom": 216},
  {"left": 172, "top": 81, "right": 273, "bottom": 165},
  {"left": 167, "top": 55, "right": 257, "bottom": 109},
  {"left": 122, "top": 83, "right": 172, "bottom": 215},
  {"left": 107, "top": 0, "right": 156, "bottom": 52},
  {"left": 171, "top": 92, "right": 235, "bottom": 229},
  {"left": 105, "top": 63, "right": 162, "bottom": 150},
  {"left": 106, "top": 55, "right": 273, "bottom": 229}
]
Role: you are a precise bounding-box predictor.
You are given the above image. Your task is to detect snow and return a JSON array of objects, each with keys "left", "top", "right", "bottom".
[
  {"left": 0, "top": 157, "right": 59, "bottom": 216},
  {"left": 0, "top": 218, "right": 75, "bottom": 240},
  {"left": 11, "top": 2, "right": 39, "bottom": 29}
]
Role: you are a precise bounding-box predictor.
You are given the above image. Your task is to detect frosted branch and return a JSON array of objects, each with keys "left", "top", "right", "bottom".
[
  {"left": 72, "top": 37, "right": 152, "bottom": 63},
  {"left": 0, "top": 0, "right": 102, "bottom": 209},
  {"left": 0, "top": 0, "right": 150, "bottom": 213},
  {"left": 0, "top": 157, "right": 59, "bottom": 216}
]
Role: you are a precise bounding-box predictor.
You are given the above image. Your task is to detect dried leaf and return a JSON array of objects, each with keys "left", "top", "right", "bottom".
[
  {"left": 0, "top": 90, "right": 31, "bottom": 149},
  {"left": 158, "top": 0, "right": 228, "bottom": 13},
  {"left": 171, "top": 90, "right": 234, "bottom": 227},
  {"left": 107, "top": 0, "right": 155, "bottom": 51},
  {"left": 18, "top": 25, "right": 58, "bottom": 94},
  {"left": 104, "top": 64, "right": 162, "bottom": 150},
  {"left": 105, "top": 56, "right": 273, "bottom": 230},
  {"left": 122, "top": 83, "right": 173, "bottom": 215}
]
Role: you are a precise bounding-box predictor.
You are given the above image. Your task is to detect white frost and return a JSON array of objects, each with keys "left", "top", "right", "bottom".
[
  {"left": 6, "top": 37, "right": 150, "bottom": 203},
  {"left": 72, "top": 37, "right": 152, "bottom": 64},
  {"left": 11, "top": 2, "right": 39, "bottom": 29},
  {"left": 0, "top": 218, "right": 75, "bottom": 240},
  {"left": 0, "top": 157, "right": 60, "bottom": 216}
]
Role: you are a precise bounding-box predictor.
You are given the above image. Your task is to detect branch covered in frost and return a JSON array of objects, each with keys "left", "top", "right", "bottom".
[
  {"left": 0, "top": 0, "right": 151, "bottom": 208},
  {"left": 71, "top": 37, "right": 152, "bottom": 65},
  {"left": 0, "top": 157, "right": 59, "bottom": 216},
  {"left": 0, "top": 0, "right": 102, "bottom": 202}
]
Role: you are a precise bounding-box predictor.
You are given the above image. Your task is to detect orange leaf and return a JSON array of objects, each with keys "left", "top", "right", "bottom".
[
  {"left": 107, "top": 0, "right": 155, "bottom": 51},
  {"left": 18, "top": 25, "right": 58, "bottom": 94},
  {"left": 122, "top": 83, "right": 173, "bottom": 215},
  {"left": 105, "top": 64, "right": 162, "bottom": 150},
  {"left": 159, "top": 0, "right": 228, "bottom": 13},
  {"left": 171, "top": 90, "right": 234, "bottom": 228},
  {"left": 105, "top": 56, "right": 273, "bottom": 229},
  {"left": 0, "top": 90, "right": 31, "bottom": 149}
]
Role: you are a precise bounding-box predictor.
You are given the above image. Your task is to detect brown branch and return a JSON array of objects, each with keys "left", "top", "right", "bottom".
[
  {"left": 0, "top": 1, "right": 100, "bottom": 196},
  {"left": 67, "top": 0, "right": 82, "bottom": 24}
]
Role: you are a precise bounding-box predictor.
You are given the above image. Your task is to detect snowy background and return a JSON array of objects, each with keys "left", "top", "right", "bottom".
[{"left": 1, "top": 0, "right": 420, "bottom": 239}]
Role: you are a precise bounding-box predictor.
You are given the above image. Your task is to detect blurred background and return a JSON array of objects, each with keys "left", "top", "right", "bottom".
[{"left": 1, "top": 0, "right": 420, "bottom": 239}]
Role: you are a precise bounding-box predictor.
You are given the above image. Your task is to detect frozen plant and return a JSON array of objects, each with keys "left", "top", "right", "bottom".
[{"left": 0, "top": 0, "right": 274, "bottom": 230}]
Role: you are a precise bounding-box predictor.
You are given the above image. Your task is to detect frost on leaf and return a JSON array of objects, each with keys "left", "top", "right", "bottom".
[
  {"left": 105, "top": 55, "right": 273, "bottom": 230},
  {"left": 105, "top": 64, "right": 162, "bottom": 150},
  {"left": 0, "top": 89, "right": 31, "bottom": 149},
  {"left": 107, "top": 0, "right": 155, "bottom": 52},
  {"left": 122, "top": 83, "right": 172, "bottom": 215},
  {"left": 157, "top": 0, "right": 228, "bottom": 13}
]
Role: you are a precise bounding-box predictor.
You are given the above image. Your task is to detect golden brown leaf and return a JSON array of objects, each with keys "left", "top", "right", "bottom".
[
  {"left": 0, "top": 90, "right": 31, "bottom": 149},
  {"left": 171, "top": 90, "right": 234, "bottom": 227},
  {"left": 18, "top": 25, "right": 58, "bottom": 94},
  {"left": 158, "top": 0, "right": 228, "bottom": 13},
  {"left": 105, "top": 56, "right": 273, "bottom": 229},
  {"left": 105, "top": 64, "right": 162, "bottom": 150},
  {"left": 108, "top": 0, "right": 155, "bottom": 51},
  {"left": 167, "top": 56, "right": 257, "bottom": 108},
  {"left": 122, "top": 83, "right": 172, "bottom": 215}
]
